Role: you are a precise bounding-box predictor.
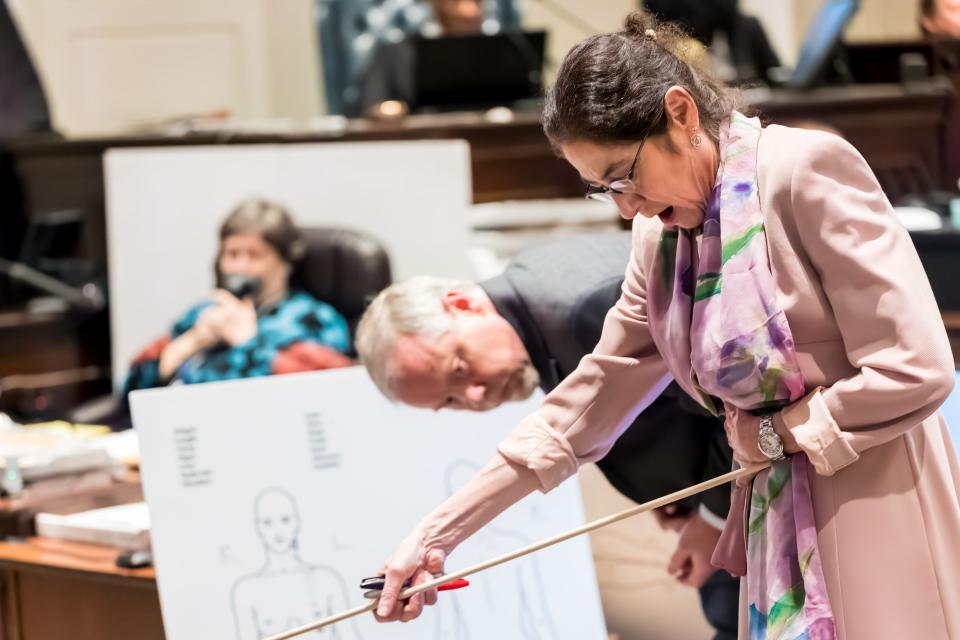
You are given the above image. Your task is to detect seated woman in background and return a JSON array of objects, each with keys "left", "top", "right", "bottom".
[{"left": 124, "top": 198, "right": 351, "bottom": 393}]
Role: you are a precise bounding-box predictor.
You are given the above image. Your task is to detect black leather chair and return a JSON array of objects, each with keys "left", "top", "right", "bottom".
[{"left": 295, "top": 226, "right": 392, "bottom": 353}]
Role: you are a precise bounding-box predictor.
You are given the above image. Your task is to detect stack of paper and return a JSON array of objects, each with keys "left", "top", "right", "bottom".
[
  {"left": 36, "top": 502, "right": 151, "bottom": 550},
  {"left": 0, "top": 427, "right": 112, "bottom": 484}
]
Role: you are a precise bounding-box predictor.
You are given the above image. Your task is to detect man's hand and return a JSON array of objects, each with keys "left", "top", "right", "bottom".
[
  {"left": 666, "top": 513, "right": 721, "bottom": 588},
  {"left": 651, "top": 504, "right": 690, "bottom": 533}
]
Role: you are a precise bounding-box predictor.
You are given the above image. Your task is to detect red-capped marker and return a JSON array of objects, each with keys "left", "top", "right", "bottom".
[
  {"left": 360, "top": 576, "right": 470, "bottom": 599},
  {"left": 437, "top": 578, "right": 470, "bottom": 592}
]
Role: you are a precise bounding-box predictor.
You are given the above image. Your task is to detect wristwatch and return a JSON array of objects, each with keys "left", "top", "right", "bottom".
[{"left": 757, "top": 412, "right": 786, "bottom": 461}]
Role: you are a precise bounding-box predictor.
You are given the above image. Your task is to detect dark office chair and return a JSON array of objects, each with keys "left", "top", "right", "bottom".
[
  {"left": 0, "top": 225, "right": 393, "bottom": 426},
  {"left": 295, "top": 226, "right": 393, "bottom": 350}
]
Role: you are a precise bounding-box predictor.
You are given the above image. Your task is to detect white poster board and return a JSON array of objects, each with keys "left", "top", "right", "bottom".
[
  {"left": 131, "top": 367, "right": 607, "bottom": 640},
  {"left": 105, "top": 140, "right": 473, "bottom": 387}
]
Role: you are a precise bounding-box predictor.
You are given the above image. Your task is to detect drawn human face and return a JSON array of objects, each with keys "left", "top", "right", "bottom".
[{"left": 254, "top": 490, "right": 301, "bottom": 553}]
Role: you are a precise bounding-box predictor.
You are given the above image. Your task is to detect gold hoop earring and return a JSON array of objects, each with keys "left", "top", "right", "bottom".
[{"left": 690, "top": 132, "right": 703, "bottom": 148}]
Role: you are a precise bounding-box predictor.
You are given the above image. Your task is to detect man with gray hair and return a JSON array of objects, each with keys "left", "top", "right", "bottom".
[
  {"left": 356, "top": 232, "right": 738, "bottom": 640},
  {"left": 358, "top": 275, "right": 541, "bottom": 411}
]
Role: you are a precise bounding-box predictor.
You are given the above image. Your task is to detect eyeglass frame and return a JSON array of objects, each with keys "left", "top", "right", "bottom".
[{"left": 584, "top": 138, "right": 646, "bottom": 203}]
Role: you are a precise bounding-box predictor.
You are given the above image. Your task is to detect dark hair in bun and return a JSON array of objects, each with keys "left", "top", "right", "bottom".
[{"left": 543, "top": 10, "right": 736, "bottom": 148}]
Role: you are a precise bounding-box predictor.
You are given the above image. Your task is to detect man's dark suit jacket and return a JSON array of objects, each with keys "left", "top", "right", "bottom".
[{"left": 480, "top": 232, "right": 733, "bottom": 518}]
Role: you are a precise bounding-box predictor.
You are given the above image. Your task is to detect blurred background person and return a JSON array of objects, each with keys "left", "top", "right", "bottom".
[
  {"left": 430, "top": 0, "right": 484, "bottom": 34},
  {"left": 350, "top": 0, "right": 487, "bottom": 116},
  {"left": 922, "top": 0, "right": 960, "bottom": 37},
  {"left": 123, "top": 198, "right": 351, "bottom": 394},
  {"left": 644, "top": 0, "right": 781, "bottom": 85}
]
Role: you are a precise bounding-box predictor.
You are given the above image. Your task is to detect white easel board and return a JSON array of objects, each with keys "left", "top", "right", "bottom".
[
  {"left": 131, "top": 367, "right": 607, "bottom": 639},
  {"left": 105, "top": 140, "right": 473, "bottom": 388}
]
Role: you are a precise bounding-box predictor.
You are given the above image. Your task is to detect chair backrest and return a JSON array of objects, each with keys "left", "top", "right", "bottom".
[{"left": 294, "top": 226, "right": 392, "bottom": 346}]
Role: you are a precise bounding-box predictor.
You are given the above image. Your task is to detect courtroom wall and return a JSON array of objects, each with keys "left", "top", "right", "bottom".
[
  {"left": 6, "top": 0, "right": 323, "bottom": 135},
  {"left": 7, "top": 0, "right": 926, "bottom": 134}
]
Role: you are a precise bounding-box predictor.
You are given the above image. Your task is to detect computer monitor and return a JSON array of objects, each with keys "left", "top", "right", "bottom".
[
  {"left": 18, "top": 209, "right": 84, "bottom": 272},
  {"left": 787, "top": 0, "right": 860, "bottom": 88},
  {"left": 410, "top": 30, "right": 547, "bottom": 112}
]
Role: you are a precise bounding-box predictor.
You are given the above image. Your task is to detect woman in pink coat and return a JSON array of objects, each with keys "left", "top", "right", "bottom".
[{"left": 371, "top": 13, "right": 960, "bottom": 639}]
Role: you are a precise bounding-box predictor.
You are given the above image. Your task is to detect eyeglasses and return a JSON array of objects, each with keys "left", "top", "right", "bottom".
[{"left": 584, "top": 140, "right": 645, "bottom": 203}]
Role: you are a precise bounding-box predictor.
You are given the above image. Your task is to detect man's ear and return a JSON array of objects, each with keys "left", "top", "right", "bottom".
[{"left": 440, "top": 291, "right": 482, "bottom": 314}]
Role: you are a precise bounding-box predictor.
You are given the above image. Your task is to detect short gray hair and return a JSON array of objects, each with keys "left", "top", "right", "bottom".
[{"left": 355, "top": 276, "right": 484, "bottom": 399}]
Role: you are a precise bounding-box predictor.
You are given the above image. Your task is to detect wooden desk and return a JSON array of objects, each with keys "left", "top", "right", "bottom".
[
  {"left": 0, "top": 308, "right": 88, "bottom": 377},
  {"left": 0, "top": 470, "right": 143, "bottom": 539},
  {"left": 745, "top": 80, "right": 956, "bottom": 199},
  {"left": 846, "top": 39, "right": 960, "bottom": 186},
  {"left": 0, "top": 537, "right": 164, "bottom": 640},
  {"left": 0, "top": 306, "right": 110, "bottom": 421}
]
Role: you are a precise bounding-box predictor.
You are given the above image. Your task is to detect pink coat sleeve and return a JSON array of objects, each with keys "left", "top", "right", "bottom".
[
  {"left": 780, "top": 133, "right": 955, "bottom": 475},
  {"left": 498, "top": 218, "right": 673, "bottom": 491},
  {"left": 417, "top": 219, "right": 671, "bottom": 555}
]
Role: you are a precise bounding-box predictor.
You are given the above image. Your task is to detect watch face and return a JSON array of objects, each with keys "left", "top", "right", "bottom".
[{"left": 759, "top": 432, "right": 784, "bottom": 458}]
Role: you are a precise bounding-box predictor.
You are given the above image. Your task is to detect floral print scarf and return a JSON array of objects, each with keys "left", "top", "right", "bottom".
[{"left": 647, "top": 112, "right": 836, "bottom": 639}]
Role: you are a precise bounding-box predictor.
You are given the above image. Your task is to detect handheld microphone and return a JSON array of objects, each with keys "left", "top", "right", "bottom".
[{"left": 217, "top": 273, "right": 263, "bottom": 300}]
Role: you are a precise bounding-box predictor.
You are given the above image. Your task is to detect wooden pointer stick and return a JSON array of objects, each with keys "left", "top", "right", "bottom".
[{"left": 264, "top": 462, "right": 769, "bottom": 640}]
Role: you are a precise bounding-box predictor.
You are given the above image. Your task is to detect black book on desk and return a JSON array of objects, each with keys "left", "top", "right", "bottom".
[{"left": 410, "top": 30, "right": 546, "bottom": 112}]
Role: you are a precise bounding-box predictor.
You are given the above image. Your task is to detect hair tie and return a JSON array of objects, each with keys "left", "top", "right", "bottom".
[{"left": 645, "top": 28, "right": 657, "bottom": 40}]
